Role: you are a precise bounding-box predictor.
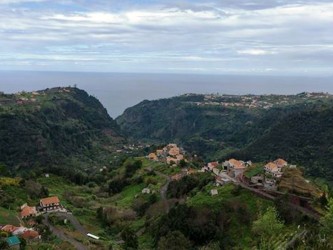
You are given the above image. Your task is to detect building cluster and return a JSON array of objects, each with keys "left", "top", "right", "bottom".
[
  {"left": 148, "top": 144, "right": 185, "bottom": 165},
  {"left": 250, "top": 158, "right": 291, "bottom": 190},
  {"left": 20, "top": 196, "right": 63, "bottom": 220},
  {"left": 0, "top": 196, "right": 64, "bottom": 248},
  {"left": 0, "top": 225, "right": 40, "bottom": 248}
]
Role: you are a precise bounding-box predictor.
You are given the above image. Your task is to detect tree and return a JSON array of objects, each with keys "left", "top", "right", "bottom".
[
  {"left": 0, "top": 239, "right": 9, "bottom": 249},
  {"left": 252, "top": 206, "right": 284, "bottom": 239},
  {"left": 19, "top": 237, "right": 26, "bottom": 250},
  {"left": 320, "top": 198, "right": 333, "bottom": 245},
  {"left": 158, "top": 231, "right": 191, "bottom": 250},
  {"left": 121, "top": 227, "right": 138, "bottom": 250}
]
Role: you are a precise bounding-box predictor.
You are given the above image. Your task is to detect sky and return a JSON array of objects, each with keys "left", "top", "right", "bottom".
[{"left": 0, "top": 0, "right": 332, "bottom": 75}]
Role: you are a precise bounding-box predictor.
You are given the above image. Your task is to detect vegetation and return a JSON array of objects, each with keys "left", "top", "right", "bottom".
[
  {"left": 117, "top": 93, "right": 333, "bottom": 182},
  {"left": 0, "top": 87, "right": 124, "bottom": 176},
  {"left": 1, "top": 88, "right": 333, "bottom": 249}
]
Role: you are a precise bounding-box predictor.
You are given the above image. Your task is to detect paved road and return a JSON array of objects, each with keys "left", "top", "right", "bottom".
[{"left": 43, "top": 212, "right": 88, "bottom": 250}]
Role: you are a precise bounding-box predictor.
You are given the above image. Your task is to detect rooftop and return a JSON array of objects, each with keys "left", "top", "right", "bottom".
[{"left": 6, "top": 236, "right": 20, "bottom": 246}]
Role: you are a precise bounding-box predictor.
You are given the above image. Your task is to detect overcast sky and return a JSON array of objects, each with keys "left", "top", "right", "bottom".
[{"left": 0, "top": 0, "right": 332, "bottom": 75}]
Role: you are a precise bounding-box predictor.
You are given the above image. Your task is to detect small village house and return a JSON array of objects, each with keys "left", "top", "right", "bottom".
[
  {"left": 6, "top": 236, "right": 20, "bottom": 249},
  {"left": 210, "top": 189, "right": 218, "bottom": 196},
  {"left": 207, "top": 161, "right": 219, "bottom": 171},
  {"left": 20, "top": 204, "right": 37, "bottom": 219},
  {"left": 148, "top": 153, "right": 158, "bottom": 161},
  {"left": 1, "top": 225, "right": 19, "bottom": 233},
  {"left": 264, "top": 162, "right": 280, "bottom": 176},
  {"left": 142, "top": 188, "right": 151, "bottom": 194},
  {"left": 21, "top": 230, "right": 40, "bottom": 240},
  {"left": 39, "top": 196, "right": 60, "bottom": 212},
  {"left": 274, "top": 158, "right": 288, "bottom": 168},
  {"left": 225, "top": 159, "right": 246, "bottom": 178}
]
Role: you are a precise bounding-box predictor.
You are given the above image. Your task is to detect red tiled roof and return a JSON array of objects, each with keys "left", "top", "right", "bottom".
[
  {"left": 40, "top": 196, "right": 60, "bottom": 206},
  {"left": 2, "top": 225, "right": 19, "bottom": 233},
  {"left": 22, "top": 230, "right": 39, "bottom": 240},
  {"left": 208, "top": 162, "right": 219, "bottom": 167},
  {"left": 21, "top": 206, "right": 37, "bottom": 218}
]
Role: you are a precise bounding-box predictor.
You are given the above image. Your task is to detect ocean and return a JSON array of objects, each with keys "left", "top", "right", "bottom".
[{"left": 0, "top": 71, "right": 332, "bottom": 118}]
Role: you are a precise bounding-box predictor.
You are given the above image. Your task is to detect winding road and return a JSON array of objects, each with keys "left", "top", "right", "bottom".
[{"left": 43, "top": 212, "right": 89, "bottom": 250}]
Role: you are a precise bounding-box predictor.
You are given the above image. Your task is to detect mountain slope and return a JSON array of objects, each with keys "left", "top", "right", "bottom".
[
  {"left": 231, "top": 105, "right": 333, "bottom": 180},
  {"left": 0, "top": 87, "right": 124, "bottom": 171},
  {"left": 117, "top": 93, "right": 333, "bottom": 180}
]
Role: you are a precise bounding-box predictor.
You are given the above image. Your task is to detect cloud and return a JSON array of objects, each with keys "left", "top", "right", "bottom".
[
  {"left": 237, "top": 49, "right": 275, "bottom": 56},
  {"left": 0, "top": 0, "right": 332, "bottom": 75}
]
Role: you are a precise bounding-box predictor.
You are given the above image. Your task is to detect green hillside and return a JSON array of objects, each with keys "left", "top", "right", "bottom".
[
  {"left": 117, "top": 93, "right": 333, "bottom": 180},
  {"left": 0, "top": 87, "right": 124, "bottom": 174}
]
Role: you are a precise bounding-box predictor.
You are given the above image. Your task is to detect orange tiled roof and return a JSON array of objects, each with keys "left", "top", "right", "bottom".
[
  {"left": 169, "top": 147, "right": 180, "bottom": 156},
  {"left": 265, "top": 162, "right": 279, "bottom": 172},
  {"left": 274, "top": 158, "right": 288, "bottom": 167},
  {"left": 20, "top": 206, "right": 36, "bottom": 218},
  {"left": 40, "top": 196, "right": 60, "bottom": 206},
  {"left": 228, "top": 159, "right": 245, "bottom": 169},
  {"left": 148, "top": 153, "right": 158, "bottom": 160}
]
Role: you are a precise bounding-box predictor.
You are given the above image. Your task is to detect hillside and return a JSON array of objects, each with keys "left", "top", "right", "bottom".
[
  {"left": 117, "top": 93, "right": 333, "bottom": 181},
  {"left": 0, "top": 87, "right": 124, "bottom": 173},
  {"left": 232, "top": 104, "right": 333, "bottom": 181}
]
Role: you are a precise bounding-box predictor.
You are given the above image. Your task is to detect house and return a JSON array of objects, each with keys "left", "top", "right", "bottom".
[
  {"left": 21, "top": 205, "right": 37, "bottom": 219},
  {"left": 148, "top": 153, "right": 158, "bottom": 161},
  {"left": 39, "top": 196, "right": 60, "bottom": 212},
  {"left": 168, "top": 147, "right": 180, "bottom": 156},
  {"left": 6, "top": 236, "right": 20, "bottom": 249},
  {"left": 142, "top": 188, "right": 151, "bottom": 194},
  {"left": 156, "top": 149, "right": 164, "bottom": 157},
  {"left": 166, "top": 156, "right": 176, "bottom": 165},
  {"left": 21, "top": 230, "right": 40, "bottom": 240},
  {"left": 210, "top": 189, "right": 218, "bottom": 196},
  {"left": 264, "top": 162, "right": 282, "bottom": 178},
  {"left": 207, "top": 161, "right": 219, "bottom": 171},
  {"left": 225, "top": 159, "right": 246, "bottom": 178},
  {"left": 274, "top": 158, "right": 288, "bottom": 168},
  {"left": 1, "top": 225, "right": 19, "bottom": 233}
]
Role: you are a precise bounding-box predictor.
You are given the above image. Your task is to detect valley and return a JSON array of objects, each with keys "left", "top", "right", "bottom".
[{"left": 0, "top": 88, "right": 333, "bottom": 249}]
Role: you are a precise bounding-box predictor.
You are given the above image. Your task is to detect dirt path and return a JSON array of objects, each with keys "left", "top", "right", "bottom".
[
  {"left": 154, "top": 171, "right": 171, "bottom": 212},
  {"left": 43, "top": 213, "right": 88, "bottom": 250}
]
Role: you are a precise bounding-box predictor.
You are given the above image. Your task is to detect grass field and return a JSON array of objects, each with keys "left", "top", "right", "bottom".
[{"left": 0, "top": 207, "right": 20, "bottom": 225}]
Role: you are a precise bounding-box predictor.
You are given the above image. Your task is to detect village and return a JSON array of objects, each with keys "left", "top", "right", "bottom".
[
  {"left": 147, "top": 143, "right": 300, "bottom": 197},
  {"left": 0, "top": 143, "right": 320, "bottom": 248},
  {"left": 183, "top": 92, "right": 333, "bottom": 110},
  {"left": 0, "top": 195, "right": 66, "bottom": 248}
]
